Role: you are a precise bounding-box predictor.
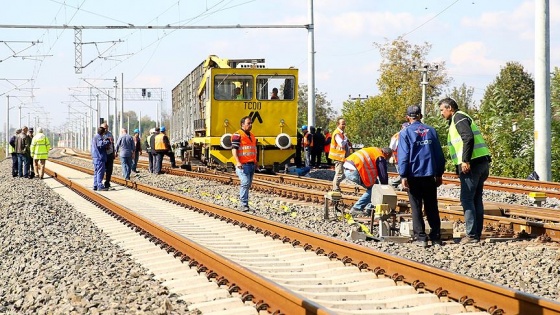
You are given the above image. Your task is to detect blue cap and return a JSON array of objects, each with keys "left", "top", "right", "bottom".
[
  {"left": 301, "top": 125, "right": 307, "bottom": 131},
  {"left": 160, "top": 126, "right": 166, "bottom": 132},
  {"left": 134, "top": 128, "right": 139, "bottom": 133}
]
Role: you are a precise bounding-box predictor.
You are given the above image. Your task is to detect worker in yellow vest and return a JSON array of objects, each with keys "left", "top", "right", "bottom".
[
  {"left": 329, "top": 117, "right": 352, "bottom": 192},
  {"left": 439, "top": 97, "right": 491, "bottom": 244}
]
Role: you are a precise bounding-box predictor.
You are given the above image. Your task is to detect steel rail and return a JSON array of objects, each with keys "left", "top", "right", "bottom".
[
  {"left": 44, "top": 162, "right": 334, "bottom": 315},
  {"left": 58, "top": 153, "right": 560, "bottom": 240},
  {"left": 47, "top": 158, "right": 560, "bottom": 315}
]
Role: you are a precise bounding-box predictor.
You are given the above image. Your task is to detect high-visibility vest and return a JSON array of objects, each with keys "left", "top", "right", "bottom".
[
  {"left": 303, "top": 132, "right": 313, "bottom": 148},
  {"left": 329, "top": 128, "right": 348, "bottom": 162},
  {"left": 447, "top": 111, "right": 490, "bottom": 165},
  {"left": 390, "top": 132, "right": 400, "bottom": 162},
  {"left": 235, "top": 129, "right": 257, "bottom": 164},
  {"left": 30, "top": 133, "right": 51, "bottom": 160},
  {"left": 146, "top": 134, "right": 153, "bottom": 150},
  {"left": 8, "top": 136, "right": 15, "bottom": 154},
  {"left": 324, "top": 133, "right": 331, "bottom": 153},
  {"left": 154, "top": 133, "right": 167, "bottom": 151},
  {"left": 346, "top": 147, "right": 383, "bottom": 188}
]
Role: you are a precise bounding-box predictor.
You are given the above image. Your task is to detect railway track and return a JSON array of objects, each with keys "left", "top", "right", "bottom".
[
  {"left": 44, "top": 158, "right": 560, "bottom": 314},
  {"left": 64, "top": 150, "right": 560, "bottom": 241},
  {"left": 388, "top": 171, "right": 560, "bottom": 199}
]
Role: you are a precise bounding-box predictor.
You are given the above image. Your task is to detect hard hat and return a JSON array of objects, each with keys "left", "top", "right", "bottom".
[
  {"left": 160, "top": 126, "right": 166, "bottom": 132},
  {"left": 301, "top": 125, "right": 307, "bottom": 131},
  {"left": 134, "top": 128, "right": 139, "bottom": 133},
  {"left": 150, "top": 128, "right": 155, "bottom": 134}
]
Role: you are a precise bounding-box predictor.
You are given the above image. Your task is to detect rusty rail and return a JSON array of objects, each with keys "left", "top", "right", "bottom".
[{"left": 47, "top": 158, "right": 560, "bottom": 314}]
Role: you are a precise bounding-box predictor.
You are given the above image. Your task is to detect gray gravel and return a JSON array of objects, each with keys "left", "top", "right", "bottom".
[
  {"left": 4, "top": 152, "right": 560, "bottom": 314},
  {"left": 0, "top": 159, "right": 193, "bottom": 314}
]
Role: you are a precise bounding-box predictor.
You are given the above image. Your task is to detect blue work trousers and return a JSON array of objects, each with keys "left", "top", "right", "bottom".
[
  {"left": 236, "top": 163, "right": 255, "bottom": 207},
  {"left": 120, "top": 156, "right": 133, "bottom": 180},
  {"left": 344, "top": 168, "right": 372, "bottom": 211},
  {"left": 460, "top": 160, "right": 490, "bottom": 239},
  {"left": 93, "top": 159, "right": 106, "bottom": 189}
]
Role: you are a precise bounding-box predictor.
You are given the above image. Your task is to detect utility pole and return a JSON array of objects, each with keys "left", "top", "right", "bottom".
[
  {"left": 412, "top": 64, "right": 439, "bottom": 119},
  {"left": 535, "top": 0, "right": 551, "bottom": 181},
  {"left": 307, "top": 0, "right": 316, "bottom": 131}
]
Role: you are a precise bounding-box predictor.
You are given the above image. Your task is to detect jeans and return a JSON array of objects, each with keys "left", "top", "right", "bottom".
[
  {"left": 344, "top": 168, "right": 372, "bottom": 211},
  {"left": 156, "top": 153, "right": 165, "bottom": 173},
  {"left": 17, "top": 153, "right": 30, "bottom": 177},
  {"left": 304, "top": 148, "right": 311, "bottom": 167},
  {"left": 460, "top": 160, "right": 490, "bottom": 239},
  {"left": 120, "top": 156, "right": 133, "bottom": 180},
  {"left": 236, "top": 163, "right": 255, "bottom": 207},
  {"left": 407, "top": 176, "right": 440, "bottom": 241},
  {"left": 93, "top": 159, "right": 106, "bottom": 189}
]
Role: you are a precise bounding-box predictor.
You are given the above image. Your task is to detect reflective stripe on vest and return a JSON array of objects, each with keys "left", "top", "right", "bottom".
[
  {"left": 329, "top": 129, "right": 347, "bottom": 162},
  {"left": 236, "top": 129, "right": 257, "bottom": 164},
  {"left": 346, "top": 147, "right": 383, "bottom": 188},
  {"left": 447, "top": 111, "right": 490, "bottom": 165},
  {"left": 154, "top": 133, "right": 167, "bottom": 150}
]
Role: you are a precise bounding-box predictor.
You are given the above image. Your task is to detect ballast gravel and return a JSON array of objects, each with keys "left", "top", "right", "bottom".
[
  {"left": 0, "top": 160, "right": 194, "bottom": 314},
  {"left": 3, "top": 154, "right": 560, "bottom": 314}
]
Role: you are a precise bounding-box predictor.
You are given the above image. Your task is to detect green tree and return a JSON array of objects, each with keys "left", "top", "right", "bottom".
[
  {"left": 550, "top": 67, "right": 560, "bottom": 181},
  {"left": 341, "top": 37, "right": 450, "bottom": 147},
  {"left": 342, "top": 95, "right": 398, "bottom": 147},
  {"left": 552, "top": 67, "right": 560, "bottom": 120},
  {"left": 375, "top": 37, "right": 451, "bottom": 119},
  {"left": 478, "top": 62, "right": 535, "bottom": 178},
  {"left": 297, "top": 84, "right": 337, "bottom": 130},
  {"left": 446, "top": 83, "right": 477, "bottom": 115}
]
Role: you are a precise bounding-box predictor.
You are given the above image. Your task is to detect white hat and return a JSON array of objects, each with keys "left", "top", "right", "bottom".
[{"left": 150, "top": 128, "right": 156, "bottom": 134}]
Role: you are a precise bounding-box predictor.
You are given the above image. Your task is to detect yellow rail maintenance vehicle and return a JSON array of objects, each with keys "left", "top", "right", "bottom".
[{"left": 171, "top": 55, "right": 298, "bottom": 172}]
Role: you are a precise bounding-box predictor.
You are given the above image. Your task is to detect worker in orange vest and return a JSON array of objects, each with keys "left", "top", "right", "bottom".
[
  {"left": 345, "top": 147, "right": 392, "bottom": 216},
  {"left": 323, "top": 129, "right": 332, "bottom": 166},
  {"left": 232, "top": 116, "right": 257, "bottom": 212}
]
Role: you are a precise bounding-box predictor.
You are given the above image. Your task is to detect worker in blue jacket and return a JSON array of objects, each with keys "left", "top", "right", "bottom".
[{"left": 398, "top": 105, "right": 446, "bottom": 247}]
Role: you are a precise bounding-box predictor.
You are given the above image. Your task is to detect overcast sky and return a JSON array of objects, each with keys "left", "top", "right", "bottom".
[{"left": 1, "top": 0, "right": 559, "bottom": 132}]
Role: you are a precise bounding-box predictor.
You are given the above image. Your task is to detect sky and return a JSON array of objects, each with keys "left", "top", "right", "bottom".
[{"left": 1, "top": 0, "right": 559, "bottom": 134}]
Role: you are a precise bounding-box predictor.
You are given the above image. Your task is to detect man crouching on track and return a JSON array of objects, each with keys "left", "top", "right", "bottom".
[
  {"left": 92, "top": 126, "right": 110, "bottom": 191},
  {"left": 231, "top": 116, "right": 257, "bottom": 212},
  {"left": 345, "top": 147, "right": 392, "bottom": 216}
]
